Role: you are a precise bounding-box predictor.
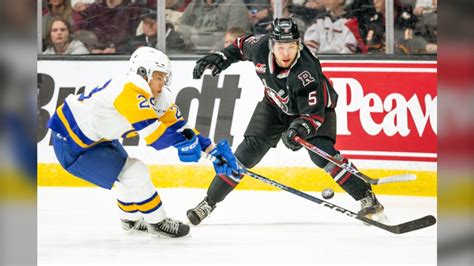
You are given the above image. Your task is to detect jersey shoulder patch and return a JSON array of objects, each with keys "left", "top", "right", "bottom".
[
  {"left": 297, "top": 71, "right": 316, "bottom": 87},
  {"left": 293, "top": 52, "right": 321, "bottom": 87}
]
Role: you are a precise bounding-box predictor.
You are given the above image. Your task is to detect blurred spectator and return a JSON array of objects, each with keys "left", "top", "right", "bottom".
[
  {"left": 74, "top": 29, "right": 100, "bottom": 52},
  {"left": 399, "top": 0, "right": 416, "bottom": 7},
  {"left": 251, "top": 0, "right": 309, "bottom": 35},
  {"left": 42, "top": 0, "right": 78, "bottom": 45},
  {"left": 365, "top": 0, "right": 418, "bottom": 53},
  {"left": 293, "top": 0, "right": 327, "bottom": 25},
  {"left": 246, "top": 0, "right": 272, "bottom": 35},
  {"left": 413, "top": 0, "right": 436, "bottom": 16},
  {"left": 365, "top": 0, "right": 390, "bottom": 53},
  {"left": 136, "top": 0, "right": 192, "bottom": 32},
  {"left": 141, "top": 0, "right": 192, "bottom": 11},
  {"left": 224, "top": 27, "right": 246, "bottom": 47},
  {"left": 412, "top": 0, "right": 436, "bottom": 53},
  {"left": 179, "top": 0, "right": 250, "bottom": 52},
  {"left": 272, "top": 0, "right": 309, "bottom": 32},
  {"left": 348, "top": 0, "right": 376, "bottom": 40},
  {"left": 169, "top": 0, "right": 193, "bottom": 11},
  {"left": 304, "top": 0, "right": 362, "bottom": 54},
  {"left": 71, "top": 0, "right": 96, "bottom": 12},
  {"left": 122, "top": 8, "right": 192, "bottom": 54},
  {"left": 43, "top": 16, "right": 89, "bottom": 55},
  {"left": 77, "top": 0, "right": 142, "bottom": 54},
  {"left": 136, "top": 0, "right": 190, "bottom": 35},
  {"left": 165, "top": 0, "right": 192, "bottom": 30}
]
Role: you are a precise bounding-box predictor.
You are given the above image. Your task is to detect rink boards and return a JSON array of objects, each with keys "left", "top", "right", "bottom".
[{"left": 37, "top": 59, "right": 437, "bottom": 196}]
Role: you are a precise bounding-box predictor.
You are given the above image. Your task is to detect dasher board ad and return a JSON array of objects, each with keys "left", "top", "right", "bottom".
[{"left": 38, "top": 60, "right": 437, "bottom": 170}]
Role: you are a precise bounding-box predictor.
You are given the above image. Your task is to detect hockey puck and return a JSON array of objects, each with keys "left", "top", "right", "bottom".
[{"left": 322, "top": 188, "right": 334, "bottom": 199}]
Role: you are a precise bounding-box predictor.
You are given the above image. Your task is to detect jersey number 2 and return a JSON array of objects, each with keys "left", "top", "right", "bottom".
[{"left": 137, "top": 95, "right": 149, "bottom": 109}]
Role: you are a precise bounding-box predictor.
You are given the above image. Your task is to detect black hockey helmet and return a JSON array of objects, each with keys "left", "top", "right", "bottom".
[{"left": 271, "top": 17, "right": 300, "bottom": 43}]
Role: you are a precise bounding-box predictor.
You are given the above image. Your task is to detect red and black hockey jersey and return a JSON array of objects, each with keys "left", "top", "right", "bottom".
[{"left": 221, "top": 34, "right": 338, "bottom": 129}]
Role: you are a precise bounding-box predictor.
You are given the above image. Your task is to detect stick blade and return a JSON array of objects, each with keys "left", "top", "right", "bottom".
[
  {"left": 376, "top": 174, "right": 417, "bottom": 184},
  {"left": 391, "top": 215, "right": 437, "bottom": 234}
]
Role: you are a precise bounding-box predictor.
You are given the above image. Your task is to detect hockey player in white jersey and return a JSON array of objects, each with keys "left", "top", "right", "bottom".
[{"left": 47, "top": 47, "right": 241, "bottom": 238}]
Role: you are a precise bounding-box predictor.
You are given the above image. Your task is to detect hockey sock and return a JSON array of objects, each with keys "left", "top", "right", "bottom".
[
  {"left": 324, "top": 154, "right": 371, "bottom": 200},
  {"left": 206, "top": 174, "right": 240, "bottom": 204},
  {"left": 114, "top": 158, "right": 166, "bottom": 224}
]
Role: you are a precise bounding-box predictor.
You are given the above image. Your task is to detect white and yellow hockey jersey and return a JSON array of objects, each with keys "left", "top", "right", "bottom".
[{"left": 48, "top": 73, "right": 205, "bottom": 151}]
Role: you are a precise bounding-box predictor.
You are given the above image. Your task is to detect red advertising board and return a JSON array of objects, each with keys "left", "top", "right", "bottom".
[{"left": 321, "top": 61, "right": 437, "bottom": 162}]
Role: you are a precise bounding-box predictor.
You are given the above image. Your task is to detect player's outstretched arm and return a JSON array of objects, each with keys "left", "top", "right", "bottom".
[
  {"left": 175, "top": 130, "right": 241, "bottom": 180},
  {"left": 174, "top": 128, "right": 215, "bottom": 163},
  {"left": 193, "top": 34, "right": 257, "bottom": 79},
  {"left": 193, "top": 52, "right": 234, "bottom": 79}
]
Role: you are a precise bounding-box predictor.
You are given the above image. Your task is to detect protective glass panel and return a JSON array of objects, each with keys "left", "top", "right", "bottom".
[{"left": 38, "top": 0, "right": 436, "bottom": 55}]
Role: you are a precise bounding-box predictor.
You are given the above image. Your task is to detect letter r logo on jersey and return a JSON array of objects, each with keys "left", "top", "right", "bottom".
[{"left": 298, "top": 71, "right": 315, "bottom": 87}]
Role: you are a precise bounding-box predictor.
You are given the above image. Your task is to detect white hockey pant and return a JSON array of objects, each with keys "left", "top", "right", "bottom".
[{"left": 112, "top": 157, "right": 166, "bottom": 224}]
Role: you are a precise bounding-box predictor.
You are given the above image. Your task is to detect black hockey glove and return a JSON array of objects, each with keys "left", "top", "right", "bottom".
[
  {"left": 193, "top": 52, "right": 232, "bottom": 79},
  {"left": 282, "top": 118, "right": 318, "bottom": 151}
]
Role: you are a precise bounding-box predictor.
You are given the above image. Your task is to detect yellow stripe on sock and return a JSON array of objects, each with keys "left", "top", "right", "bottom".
[{"left": 117, "top": 193, "right": 161, "bottom": 213}]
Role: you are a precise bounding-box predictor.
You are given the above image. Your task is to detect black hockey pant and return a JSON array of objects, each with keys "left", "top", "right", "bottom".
[{"left": 206, "top": 99, "right": 370, "bottom": 204}]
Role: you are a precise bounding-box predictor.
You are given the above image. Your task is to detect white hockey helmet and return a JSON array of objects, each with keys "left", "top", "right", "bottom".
[{"left": 129, "top": 47, "right": 172, "bottom": 86}]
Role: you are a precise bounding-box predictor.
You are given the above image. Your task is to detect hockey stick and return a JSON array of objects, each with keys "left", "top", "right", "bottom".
[
  {"left": 201, "top": 152, "right": 436, "bottom": 234},
  {"left": 293, "top": 136, "right": 417, "bottom": 185}
]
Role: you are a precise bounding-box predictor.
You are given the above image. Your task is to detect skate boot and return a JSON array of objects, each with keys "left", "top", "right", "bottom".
[
  {"left": 147, "top": 218, "right": 190, "bottom": 238},
  {"left": 358, "top": 190, "right": 387, "bottom": 223},
  {"left": 187, "top": 197, "right": 216, "bottom": 225},
  {"left": 121, "top": 218, "right": 148, "bottom": 232}
]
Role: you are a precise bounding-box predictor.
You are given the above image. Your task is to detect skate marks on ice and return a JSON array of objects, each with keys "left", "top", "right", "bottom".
[{"left": 38, "top": 187, "right": 436, "bottom": 265}]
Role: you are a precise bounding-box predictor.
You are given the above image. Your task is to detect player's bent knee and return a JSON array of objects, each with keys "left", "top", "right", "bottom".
[
  {"left": 310, "top": 155, "right": 328, "bottom": 168},
  {"left": 235, "top": 136, "right": 271, "bottom": 168},
  {"left": 307, "top": 137, "right": 337, "bottom": 169},
  {"left": 117, "top": 157, "right": 151, "bottom": 188}
]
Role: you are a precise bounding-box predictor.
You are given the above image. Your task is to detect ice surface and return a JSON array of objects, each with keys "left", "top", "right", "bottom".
[{"left": 38, "top": 187, "right": 436, "bottom": 265}]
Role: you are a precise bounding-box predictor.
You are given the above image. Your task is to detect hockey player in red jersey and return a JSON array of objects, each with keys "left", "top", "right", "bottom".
[{"left": 187, "top": 17, "right": 386, "bottom": 225}]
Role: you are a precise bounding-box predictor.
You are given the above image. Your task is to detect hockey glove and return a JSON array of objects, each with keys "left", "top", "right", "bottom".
[
  {"left": 282, "top": 118, "right": 318, "bottom": 151},
  {"left": 210, "top": 139, "right": 243, "bottom": 181},
  {"left": 174, "top": 129, "right": 202, "bottom": 162},
  {"left": 193, "top": 52, "right": 232, "bottom": 79}
]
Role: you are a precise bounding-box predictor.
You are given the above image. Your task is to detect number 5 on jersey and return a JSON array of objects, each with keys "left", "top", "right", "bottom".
[{"left": 308, "top": 91, "right": 317, "bottom": 106}]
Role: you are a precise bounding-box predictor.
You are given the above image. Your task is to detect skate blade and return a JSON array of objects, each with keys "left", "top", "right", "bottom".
[
  {"left": 121, "top": 226, "right": 148, "bottom": 234},
  {"left": 148, "top": 231, "right": 192, "bottom": 239}
]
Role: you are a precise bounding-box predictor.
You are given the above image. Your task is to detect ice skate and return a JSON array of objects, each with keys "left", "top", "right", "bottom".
[
  {"left": 358, "top": 190, "right": 388, "bottom": 223},
  {"left": 147, "top": 218, "right": 190, "bottom": 238},
  {"left": 121, "top": 218, "right": 148, "bottom": 232},
  {"left": 187, "top": 197, "right": 216, "bottom": 225}
]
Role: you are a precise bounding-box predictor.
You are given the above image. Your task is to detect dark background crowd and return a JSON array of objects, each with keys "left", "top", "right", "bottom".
[{"left": 39, "top": 0, "right": 437, "bottom": 55}]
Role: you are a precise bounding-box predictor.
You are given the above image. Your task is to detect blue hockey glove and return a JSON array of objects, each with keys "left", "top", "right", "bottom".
[
  {"left": 214, "top": 161, "right": 243, "bottom": 182},
  {"left": 210, "top": 139, "right": 243, "bottom": 180},
  {"left": 174, "top": 129, "right": 201, "bottom": 163}
]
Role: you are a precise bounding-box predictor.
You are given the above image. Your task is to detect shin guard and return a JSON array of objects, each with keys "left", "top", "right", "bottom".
[
  {"left": 324, "top": 154, "right": 371, "bottom": 201},
  {"left": 206, "top": 173, "right": 241, "bottom": 204}
]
